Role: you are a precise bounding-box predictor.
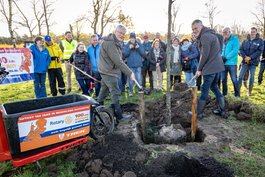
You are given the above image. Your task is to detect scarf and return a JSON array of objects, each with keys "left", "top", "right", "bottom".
[
  {"left": 172, "top": 45, "right": 179, "bottom": 63},
  {"left": 181, "top": 42, "right": 192, "bottom": 51},
  {"left": 153, "top": 48, "right": 160, "bottom": 62}
]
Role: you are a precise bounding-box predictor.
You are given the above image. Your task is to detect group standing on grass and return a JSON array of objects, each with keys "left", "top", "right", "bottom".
[{"left": 29, "top": 19, "right": 265, "bottom": 121}]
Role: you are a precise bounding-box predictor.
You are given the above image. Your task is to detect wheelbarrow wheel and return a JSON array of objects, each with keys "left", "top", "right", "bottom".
[{"left": 90, "top": 106, "right": 115, "bottom": 140}]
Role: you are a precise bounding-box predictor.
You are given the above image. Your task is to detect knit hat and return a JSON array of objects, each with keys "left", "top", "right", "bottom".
[{"left": 130, "top": 32, "right": 136, "bottom": 39}]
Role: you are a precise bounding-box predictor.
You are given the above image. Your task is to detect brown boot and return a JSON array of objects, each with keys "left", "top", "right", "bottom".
[{"left": 248, "top": 85, "right": 253, "bottom": 96}]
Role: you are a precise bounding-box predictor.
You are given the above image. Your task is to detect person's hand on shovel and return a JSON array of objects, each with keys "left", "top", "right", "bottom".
[
  {"left": 130, "top": 72, "right": 135, "bottom": 81},
  {"left": 195, "top": 70, "right": 201, "bottom": 77}
]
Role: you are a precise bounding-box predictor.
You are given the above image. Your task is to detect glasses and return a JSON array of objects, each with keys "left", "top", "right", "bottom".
[{"left": 116, "top": 30, "right": 126, "bottom": 35}]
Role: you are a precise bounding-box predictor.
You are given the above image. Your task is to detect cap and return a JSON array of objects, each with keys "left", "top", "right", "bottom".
[
  {"left": 130, "top": 32, "right": 136, "bottom": 39},
  {"left": 44, "top": 35, "right": 52, "bottom": 42}
]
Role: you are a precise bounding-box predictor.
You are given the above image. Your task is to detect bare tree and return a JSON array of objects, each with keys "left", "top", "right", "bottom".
[
  {"left": 117, "top": 10, "right": 134, "bottom": 30},
  {"left": 171, "top": 3, "right": 180, "bottom": 32},
  {"left": 13, "top": 0, "right": 36, "bottom": 40},
  {"left": 231, "top": 21, "right": 248, "bottom": 41},
  {"left": 32, "top": 0, "right": 44, "bottom": 35},
  {"left": 88, "top": 0, "right": 123, "bottom": 36},
  {"left": 251, "top": 0, "right": 265, "bottom": 38},
  {"left": 41, "top": 0, "right": 55, "bottom": 35},
  {"left": 166, "top": 0, "right": 175, "bottom": 126},
  {"left": 203, "top": 0, "right": 220, "bottom": 29},
  {"left": 72, "top": 15, "right": 87, "bottom": 41},
  {"left": 0, "top": 0, "right": 16, "bottom": 47}
]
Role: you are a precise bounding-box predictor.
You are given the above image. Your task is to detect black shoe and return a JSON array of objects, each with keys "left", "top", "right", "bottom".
[
  {"left": 113, "top": 104, "right": 132, "bottom": 121},
  {"left": 213, "top": 97, "right": 226, "bottom": 118},
  {"left": 67, "top": 88, "right": 71, "bottom": 93}
]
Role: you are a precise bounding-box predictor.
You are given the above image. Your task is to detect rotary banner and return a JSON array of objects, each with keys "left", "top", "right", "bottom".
[{"left": 0, "top": 48, "right": 34, "bottom": 84}]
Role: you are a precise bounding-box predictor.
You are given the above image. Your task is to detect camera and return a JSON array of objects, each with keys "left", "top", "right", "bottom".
[{"left": 0, "top": 65, "right": 9, "bottom": 79}]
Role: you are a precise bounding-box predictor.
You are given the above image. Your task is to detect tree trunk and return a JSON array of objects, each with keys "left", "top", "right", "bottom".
[
  {"left": 166, "top": 0, "right": 173, "bottom": 126},
  {"left": 8, "top": 0, "right": 15, "bottom": 47},
  {"left": 42, "top": 0, "right": 49, "bottom": 35}
]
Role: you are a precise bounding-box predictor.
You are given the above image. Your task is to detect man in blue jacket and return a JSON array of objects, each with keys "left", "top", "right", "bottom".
[
  {"left": 239, "top": 27, "right": 264, "bottom": 96},
  {"left": 123, "top": 32, "right": 145, "bottom": 96},
  {"left": 87, "top": 34, "right": 101, "bottom": 98},
  {"left": 221, "top": 27, "right": 240, "bottom": 97},
  {"left": 142, "top": 34, "right": 153, "bottom": 90}
]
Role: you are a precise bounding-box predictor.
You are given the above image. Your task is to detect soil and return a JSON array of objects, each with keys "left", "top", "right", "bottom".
[{"left": 68, "top": 83, "right": 238, "bottom": 177}]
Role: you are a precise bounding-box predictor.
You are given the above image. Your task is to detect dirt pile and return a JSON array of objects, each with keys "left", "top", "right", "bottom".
[{"left": 70, "top": 133, "right": 233, "bottom": 177}]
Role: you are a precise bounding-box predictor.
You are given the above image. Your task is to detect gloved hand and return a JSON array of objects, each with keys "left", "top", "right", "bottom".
[{"left": 130, "top": 72, "right": 135, "bottom": 81}]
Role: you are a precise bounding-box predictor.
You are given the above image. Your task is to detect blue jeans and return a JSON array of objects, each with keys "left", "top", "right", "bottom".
[
  {"left": 118, "top": 72, "right": 127, "bottom": 92},
  {"left": 238, "top": 64, "right": 256, "bottom": 86},
  {"left": 34, "top": 73, "right": 47, "bottom": 98},
  {"left": 221, "top": 65, "right": 240, "bottom": 97},
  {"left": 200, "top": 73, "right": 223, "bottom": 101},
  {"left": 77, "top": 78, "right": 91, "bottom": 95},
  {"left": 258, "top": 62, "right": 265, "bottom": 84},
  {"left": 129, "top": 67, "right": 142, "bottom": 93},
  {"left": 92, "top": 71, "right": 101, "bottom": 97},
  {"left": 185, "top": 72, "right": 195, "bottom": 86}
]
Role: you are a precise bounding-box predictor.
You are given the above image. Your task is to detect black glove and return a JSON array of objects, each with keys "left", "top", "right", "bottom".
[{"left": 222, "top": 56, "right": 227, "bottom": 63}]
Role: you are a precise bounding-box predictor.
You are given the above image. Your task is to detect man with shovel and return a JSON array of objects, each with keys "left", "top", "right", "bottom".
[
  {"left": 97, "top": 24, "right": 136, "bottom": 121},
  {"left": 191, "top": 19, "right": 225, "bottom": 119}
]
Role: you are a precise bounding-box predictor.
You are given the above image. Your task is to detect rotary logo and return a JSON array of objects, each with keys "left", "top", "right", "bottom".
[{"left": 64, "top": 116, "right": 73, "bottom": 124}]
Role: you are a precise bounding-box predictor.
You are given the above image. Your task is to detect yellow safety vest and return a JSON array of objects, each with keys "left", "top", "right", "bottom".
[
  {"left": 61, "top": 39, "right": 78, "bottom": 59},
  {"left": 44, "top": 42, "right": 63, "bottom": 69}
]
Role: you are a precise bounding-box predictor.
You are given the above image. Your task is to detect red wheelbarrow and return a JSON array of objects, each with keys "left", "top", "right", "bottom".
[{"left": 0, "top": 94, "right": 114, "bottom": 167}]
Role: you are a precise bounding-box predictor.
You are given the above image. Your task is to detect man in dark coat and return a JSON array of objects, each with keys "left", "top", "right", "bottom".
[
  {"left": 191, "top": 19, "right": 225, "bottom": 119},
  {"left": 97, "top": 24, "right": 135, "bottom": 121}
]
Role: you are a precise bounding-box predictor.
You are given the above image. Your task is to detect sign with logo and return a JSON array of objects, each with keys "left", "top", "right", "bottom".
[
  {"left": 0, "top": 48, "right": 34, "bottom": 84},
  {"left": 18, "top": 105, "right": 90, "bottom": 152}
]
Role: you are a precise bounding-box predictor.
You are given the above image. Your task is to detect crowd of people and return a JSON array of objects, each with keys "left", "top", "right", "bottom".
[{"left": 29, "top": 19, "right": 265, "bottom": 120}]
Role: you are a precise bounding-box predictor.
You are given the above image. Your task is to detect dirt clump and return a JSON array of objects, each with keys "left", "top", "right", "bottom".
[{"left": 72, "top": 133, "right": 233, "bottom": 177}]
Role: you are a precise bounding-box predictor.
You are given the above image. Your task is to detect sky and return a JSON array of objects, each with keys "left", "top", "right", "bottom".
[{"left": 0, "top": 0, "right": 261, "bottom": 37}]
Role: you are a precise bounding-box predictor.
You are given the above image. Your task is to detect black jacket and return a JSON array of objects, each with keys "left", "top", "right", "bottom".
[
  {"left": 70, "top": 51, "right": 91, "bottom": 79},
  {"left": 148, "top": 48, "right": 167, "bottom": 72}
]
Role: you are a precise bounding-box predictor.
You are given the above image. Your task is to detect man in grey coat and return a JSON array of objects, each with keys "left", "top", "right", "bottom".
[
  {"left": 97, "top": 24, "right": 135, "bottom": 121},
  {"left": 191, "top": 19, "right": 225, "bottom": 119}
]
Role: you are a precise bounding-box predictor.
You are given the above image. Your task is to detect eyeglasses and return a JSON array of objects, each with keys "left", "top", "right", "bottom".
[{"left": 116, "top": 30, "right": 126, "bottom": 35}]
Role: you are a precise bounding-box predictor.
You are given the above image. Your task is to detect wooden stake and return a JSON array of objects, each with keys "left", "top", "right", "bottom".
[
  {"left": 138, "top": 91, "right": 146, "bottom": 142},
  {"left": 191, "top": 86, "right": 197, "bottom": 142}
]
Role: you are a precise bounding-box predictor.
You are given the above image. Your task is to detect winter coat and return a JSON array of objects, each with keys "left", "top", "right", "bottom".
[
  {"left": 261, "top": 40, "right": 265, "bottom": 63},
  {"left": 98, "top": 34, "right": 132, "bottom": 78},
  {"left": 123, "top": 41, "right": 144, "bottom": 68},
  {"left": 170, "top": 45, "right": 182, "bottom": 76},
  {"left": 44, "top": 42, "right": 63, "bottom": 69},
  {"left": 87, "top": 44, "right": 100, "bottom": 71},
  {"left": 142, "top": 40, "right": 152, "bottom": 69},
  {"left": 70, "top": 51, "right": 90, "bottom": 79},
  {"left": 240, "top": 33, "right": 264, "bottom": 66},
  {"left": 181, "top": 43, "right": 199, "bottom": 73},
  {"left": 197, "top": 27, "right": 225, "bottom": 75},
  {"left": 30, "top": 44, "right": 51, "bottom": 73},
  {"left": 222, "top": 35, "right": 240, "bottom": 66},
  {"left": 148, "top": 48, "right": 167, "bottom": 72}
]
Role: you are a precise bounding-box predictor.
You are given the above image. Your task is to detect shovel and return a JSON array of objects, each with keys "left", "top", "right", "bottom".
[
  {"left": 68, "top": 63, "right": 101, "bottom": 83},
  {"left": 187, "top": 75, "right": 198, "bottom": 87}
]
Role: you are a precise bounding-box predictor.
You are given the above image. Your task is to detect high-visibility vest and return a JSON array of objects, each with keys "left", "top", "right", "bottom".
[{"left": 61, "top": 39, "right": 78, "bottom": 59}]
